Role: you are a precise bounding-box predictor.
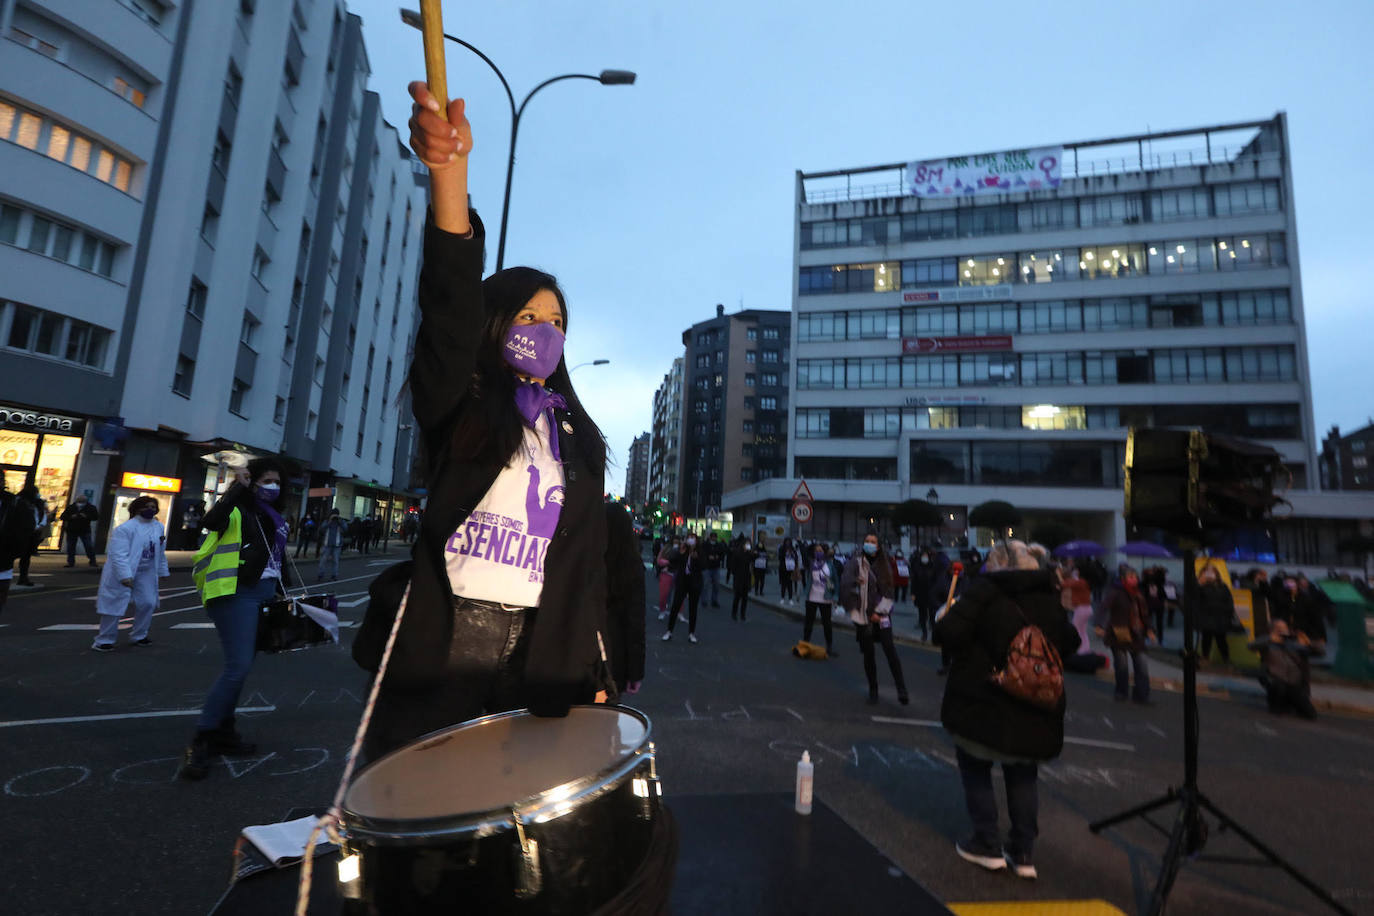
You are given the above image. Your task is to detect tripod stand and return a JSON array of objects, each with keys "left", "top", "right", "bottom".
[{"left": 1088, "top": 548, "right": 1353, "bottom": 915}]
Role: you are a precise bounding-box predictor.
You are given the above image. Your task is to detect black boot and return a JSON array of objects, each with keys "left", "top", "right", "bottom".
[
  {"left": 178, "top": 732, "right": 214, "bottom": 780},
  {"left": 208, "top": 716, "right": 258, "bottom": 755}
]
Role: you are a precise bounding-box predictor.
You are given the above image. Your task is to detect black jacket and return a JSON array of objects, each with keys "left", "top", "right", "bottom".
[
  {"left": 201, "top": 483, "right": 291, "bottom": 591},
  {"left": 934, "top": 569, "right": 1081, "bottom": 761},
  {"left": 728, "top": 544, "right": 754, "bottom": 589},
  {"left": 603, "top": 503, "right": 645, "bottom": 691},
  {"left": 352, "top": 212, "right": 609, "bottom": 715},
  {"left": 60, "top": 503, "right": 99, "bottom": 536},
  {"left": 1194, "top": 581, "right": 1235, "bottom": 633}
]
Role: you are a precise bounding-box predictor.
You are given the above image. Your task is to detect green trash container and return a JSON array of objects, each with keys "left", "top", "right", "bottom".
[{"left": 1323, "top": 580, "right": 1374, "bottom": 681}]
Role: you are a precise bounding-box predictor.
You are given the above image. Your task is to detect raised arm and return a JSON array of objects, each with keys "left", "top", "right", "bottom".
[{"left": 406, "top": 81, "right": 488, "bottom": 452}]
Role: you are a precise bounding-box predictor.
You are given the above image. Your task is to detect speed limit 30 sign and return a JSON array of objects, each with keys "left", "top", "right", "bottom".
[{"left": 791, "top": 501, "right": 813, "bottom": 524}]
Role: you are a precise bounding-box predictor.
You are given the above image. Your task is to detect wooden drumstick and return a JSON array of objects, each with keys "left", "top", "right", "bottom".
[{"left": 418, "top": 0, "right": 449, "bottom": 122}]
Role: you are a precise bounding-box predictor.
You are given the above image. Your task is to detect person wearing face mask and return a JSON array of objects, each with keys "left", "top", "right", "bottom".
[
  {"left": 179, "top": 458, "right": 292, "bottom": 779},
  {"left": 910, "top": 548, "right": 937, "bottom": 641},
  {"left": 90, "top": 496, "right": 168, "bottom": 652},
  {"left": 729, "top": 536, "right": 755, "bottom": 621},
  {"left": 60, "top": 493, "right": 101, "bottom": 568},
  {"left": 802, "top": 544, "right": 839, "bottom": 656},
  {"left": 662, "top": 534, "right": 703, "bottom": 643},
  {"left": 840, "top": 533, "right": 908, "bottom": 705},
  {"left": 351, "top": 79, "right": 614, "bottom": 763},
  {"left": 1099, "top": 565, "right": 1153, "bottom": 703}
]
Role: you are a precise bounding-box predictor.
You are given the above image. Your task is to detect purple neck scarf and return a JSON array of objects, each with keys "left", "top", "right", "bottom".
[
  {"left": 514, "top": 381, "right": 567, "bottom": 461},
  {"left": 254, "top": 491, "right": 288, "bottom": 562}
]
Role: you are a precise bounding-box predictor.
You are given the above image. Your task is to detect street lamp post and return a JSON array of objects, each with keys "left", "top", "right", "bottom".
[
  {"left": 399, "top": 10, "right": 635, "bottom": 271},
  {"left": 570, "top": 358, "right": 610, "bottom": 372}
]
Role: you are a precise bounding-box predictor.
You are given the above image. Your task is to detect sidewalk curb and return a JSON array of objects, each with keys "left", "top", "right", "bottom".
[{"left": 747, "top": 594, "right": 1374, "bottom": 718}]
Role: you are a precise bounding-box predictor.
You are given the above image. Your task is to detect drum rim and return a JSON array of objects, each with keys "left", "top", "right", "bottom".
[{"left": 340, "top": 704, "right": 653, "bottom": 844}]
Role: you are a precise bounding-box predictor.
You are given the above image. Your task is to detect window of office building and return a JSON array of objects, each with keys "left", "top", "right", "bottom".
[
  {"left": 1021, "top": 405, "right": 1087, "bottom": 430},
  {"left": 864, "top": 408, "right": 901, "bottom": 439},
  {"left": 959, "top": 406, "right": 1021, "bottom": 429},
  {"left": 902, "top": 210, "right": 958, "bottom": 241},
  {"left": 1219, "top": 290, "right": 1290, "bottom": 325},
  {"left": 959, "top": 352, "right": 1018, "bottom": 385},
  {"left": 905, "top": 257, "right": 958, "bottom": 287},
  {"left": 1017, "top": 198, "right": 1077, "bottom": 231},
  {"left": 1078, "top": 243, "right": 1147, "bottom": 279},
  {"left": 797, "top": 311, "right": 843, "bottom": 341},
  {"left": 761, "top": 372, "right": 779, "bottom": 387},
  {"left": 1017, "top": 249, "right": 1074, "bottom": 283},
  {"left": 1213, "top": 181, "right": 1280, "bottom": 216},
  {"left": 1081, "top": 297, "right": 1147, "bottom": 331},
  {"left": 1153, "top": 348, "right": 1225, "bottom": 384},
  {"left": 1149, "top": 187, "right": 1210, "bottom": 222},
  {"left": 959, "top": 302, "right": 1017, "bottom": 335},
  {"left": 172, "top": 355, "right": 195, "bottom": 396},
  {"left": 911, "top": 441, "right": 969, "bottom": 484},
  {"left": 908, "top": 407, "right": 959, "bottom": 430},
  {"left": 907, "top": 305, "right": 958, "bottom": 337},
  {"left": 1078, "top": 194, "right": 1142, "bottom": 228},
  {"left": 959, "top": 253, "right": 1015, "bottom": 285},
  {"left": 229, "top": 378, "right": 250, "bottom": 416},
  {"left": 1224, "top": 346, "right": 1296, "bottom": 382},
  {"left": 1019, "top": 352, "right": 1079, "bottom": 386},
  {"left": 1216, "top": 234, "right": 1285, "bottom": 270},
  {"left": 1018, "top": 300, "right": 1080, "bottom": 333},
  {"left": 911, "top": 354, "right": 959, "bottom": 387},
  {"left": 0, "top": 100, "right": 134, "bottom": 192},
  {"left": 1147, "top": 239, "right": 1216, "bottom": 274},
  {"left": 4, "top": 301, "right": 110, "bottom": 369}
]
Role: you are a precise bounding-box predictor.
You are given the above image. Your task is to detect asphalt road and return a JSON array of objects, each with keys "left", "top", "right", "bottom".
[{"left": 1, "top": 549, "right": 1371, "bottom": 915}]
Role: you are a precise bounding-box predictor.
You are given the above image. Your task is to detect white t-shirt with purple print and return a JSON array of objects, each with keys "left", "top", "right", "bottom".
[{"left": 445, "top": 413, "right": 565, "bottom": 607}]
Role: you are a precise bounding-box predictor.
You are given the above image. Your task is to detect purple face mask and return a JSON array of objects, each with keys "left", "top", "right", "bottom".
[{"left": 503, "top": 322, "right": 565, "bottom": 379}]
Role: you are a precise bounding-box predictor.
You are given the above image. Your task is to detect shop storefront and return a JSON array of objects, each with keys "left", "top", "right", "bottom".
[{"left": 0, "top": 404, "right": 88, "bottom": 549}]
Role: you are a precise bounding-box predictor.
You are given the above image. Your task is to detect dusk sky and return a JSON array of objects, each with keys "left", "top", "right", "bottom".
[{"left": 350, "top": 0, "right": 1374, "bottom": 496}]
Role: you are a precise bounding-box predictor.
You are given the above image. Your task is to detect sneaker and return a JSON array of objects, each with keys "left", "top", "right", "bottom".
[
  {"left": 132, "top": 637, "right": 153, "bottom": 647},
  {"left": 91, "top": 643, "right": 115, "bottom": 653},
  {"left": 660, "top": 631, "right": 673, "bottom": 642},
  {"left": 657, "top": 611, "right": 668, "bottom": 620},
  {"left": 688, "top": 633, "right": 698, "bottom": 644},
  {"left": 1003, "top": 850, "right": 1037, "bottom": 880},
  {"left": 956, "top": 840, "right": 1007, "bottom": 872}
]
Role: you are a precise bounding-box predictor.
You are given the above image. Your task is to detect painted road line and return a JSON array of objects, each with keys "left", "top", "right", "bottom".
[
  {"left": 0, "top": 705, "right": 277, "bottom": 729},
  {"left": 171, "top": 623, "right": 217, "bottom": 629},
  {"left": 40, "top": 623, "right": 129, "bottom": 631},
  {"left": 949, "top": 902, "right": 1128, "bottom": 915},
  {"left": 872, "top": 716, "right": 1135, "bottom": 752}
]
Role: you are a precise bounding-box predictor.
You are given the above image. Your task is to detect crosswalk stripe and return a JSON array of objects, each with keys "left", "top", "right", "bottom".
[{"left": 39, "top": 623, "right": 130, "bottom": 631}]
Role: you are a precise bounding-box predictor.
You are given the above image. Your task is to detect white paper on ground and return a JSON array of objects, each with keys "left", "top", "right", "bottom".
[{"left": 241, "top": 814, "right": 335, "bottom": 865}]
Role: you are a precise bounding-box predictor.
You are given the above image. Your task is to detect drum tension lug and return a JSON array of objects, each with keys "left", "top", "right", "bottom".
[{"left": 511, "top": 809, "right": 543, "bottom": 899}]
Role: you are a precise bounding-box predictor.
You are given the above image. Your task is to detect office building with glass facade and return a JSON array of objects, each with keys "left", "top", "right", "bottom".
[{"left": 724, "top": 115, "right": 1373, "bottom": 563}]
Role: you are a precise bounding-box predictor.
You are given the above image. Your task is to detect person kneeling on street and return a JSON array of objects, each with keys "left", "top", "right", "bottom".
[{"left": 1249, "top": 619, "right": 1317, "bottom": 719}]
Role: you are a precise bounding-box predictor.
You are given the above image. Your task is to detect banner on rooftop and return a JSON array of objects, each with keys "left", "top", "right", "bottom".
[{"left": 907, "top": 146, "right": 1062, "bottom": 197}]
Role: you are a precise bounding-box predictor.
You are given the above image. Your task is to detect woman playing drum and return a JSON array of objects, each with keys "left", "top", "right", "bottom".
[{"left": 352, "top": 79, "right": 614, "bottom": 761}]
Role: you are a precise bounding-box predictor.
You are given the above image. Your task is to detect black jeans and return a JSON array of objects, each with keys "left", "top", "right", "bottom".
[
  {"left": 779, "top": 573, "right": 793, "bottom": 601},
  {"left": 667, "top": 579, "right": 702, "bottom": 634},
  {"left": 914, "top": 600, "right": 933, "bottom": 638},
  {"left": 66, "top": 530, "right": 96, "bottom": 565},
  {"left": 731, "top": 586, "right": 750, "bottom": 620},
  {"left": 752, "top": 568, "right": 766, "bottom": 595},
  {"left": 956, "top": 746, "right": 1039, "bottom": 859},
  {"left": 855, "top": 622, "right": 907, "bottom": 698},
  {"left": 363, "top": 597, "right": 537, "bottom": 764},
  {"left": 802, "top": 600, "right": 834, "bottom": 649},
  {"left": 1199, "top": 630, "right": 1231, "bottom": 663}
]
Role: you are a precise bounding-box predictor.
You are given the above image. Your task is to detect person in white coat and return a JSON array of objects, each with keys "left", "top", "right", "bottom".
[{"left": 92, "top": 496, "right": 169, "bottom": 652}]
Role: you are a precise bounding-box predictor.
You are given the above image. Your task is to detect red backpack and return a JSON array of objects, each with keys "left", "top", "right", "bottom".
[{"left": 990, "top": 602, "right": 1064, "bottom": 710}]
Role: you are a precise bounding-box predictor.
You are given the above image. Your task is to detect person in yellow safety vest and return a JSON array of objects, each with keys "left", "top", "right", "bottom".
[{"left": 178, "top": 458, "right": 291, "bottom": 781}]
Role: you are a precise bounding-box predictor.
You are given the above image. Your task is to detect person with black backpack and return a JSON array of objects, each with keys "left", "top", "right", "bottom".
[{"left": 934, "top": 540, "right": 1080, "bottom": 881}]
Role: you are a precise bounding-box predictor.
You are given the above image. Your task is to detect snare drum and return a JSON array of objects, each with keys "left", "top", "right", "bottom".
[{"left": 338, "top": 705, "right": 661, "bottom": 915}]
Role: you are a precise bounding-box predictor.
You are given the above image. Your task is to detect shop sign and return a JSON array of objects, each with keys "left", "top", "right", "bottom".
[
  {"left": 120, "top": 472, "right": 183, "bottom": 493},
  {"left": 0, "top": 405, "right": 86, "bottom": 435},
  {"left": 905, "top": 395, "right": 988, "bottom": 407},
  {"left": 900, "top": 285, "right": 1012, "bottom": 304},
  {"left": 902, "top": 335, "right": 1013, "bottom": 354}
]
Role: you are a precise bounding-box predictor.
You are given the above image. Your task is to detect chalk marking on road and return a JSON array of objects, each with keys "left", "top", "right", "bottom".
[
  {"left": 1145, "top": 723, "right": 1166, "bottom": 738},
  {"left": 872, "top": 716, "right": 1135, "bottom": 751},
  {"left": 1102, "top": 715, "right": 1113, "bottom": 729},
  {"left": 5, "top": 765, "right": 90, "bottom": 797},
  {"left": 1255, "top": 721, "right": 1278, "bottom": 737},
  {"left": 171, "top": 623, "right": 216, "bottom": 629},
  {"left": 0, "top": 705, "right": 277, "bottom": 729}
]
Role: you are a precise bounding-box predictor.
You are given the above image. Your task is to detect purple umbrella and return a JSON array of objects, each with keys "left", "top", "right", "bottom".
[
  {"left": 1119, "top": 541, "right": 1175, "bottom": 558},
  {"left": 1053, "top": 540, "right": 1105, "bottom": 558}
]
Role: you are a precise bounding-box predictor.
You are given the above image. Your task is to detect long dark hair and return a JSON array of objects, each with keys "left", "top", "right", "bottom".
[{"left": 445, "top": 267, "right": 606, "bottom": 472}]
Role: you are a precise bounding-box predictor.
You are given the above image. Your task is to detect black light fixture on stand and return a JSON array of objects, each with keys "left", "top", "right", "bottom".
[{"left": 1089, "top": 428, "right": 1350, "bottom": 916}]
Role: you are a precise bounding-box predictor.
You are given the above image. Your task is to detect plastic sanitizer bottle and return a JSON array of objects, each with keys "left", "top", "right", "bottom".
[{"left": 795, "top": 750, "right": 814, "bottom": 815}]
